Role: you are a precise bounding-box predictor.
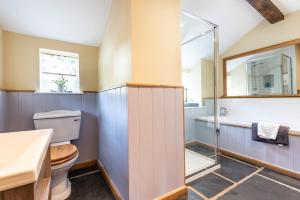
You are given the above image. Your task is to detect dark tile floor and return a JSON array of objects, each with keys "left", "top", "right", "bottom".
[
  {"left": 67, "top": 166, "right": 115, "bottom": 200},
  {"left": 189, "top": 173, "right": 233, "bottom": 198},
  {"left": 215, "top": 155, "right": 257, "bottom": 182},
  {"left": 186, "top": 142, "right": 300, "bottom": 200},
  {"left": 67, "top": 143, "right": 300, "bottom": 200},
  {"left": 185, "top": 143, "right": 215, "bottom": 157}
]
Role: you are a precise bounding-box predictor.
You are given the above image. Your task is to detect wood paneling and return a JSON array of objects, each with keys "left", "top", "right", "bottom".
[
  {"left": 196, "top": 121, "right": 300, "bottom": 174},
  {"left": 99, "top": 86, "right": 185, "bottom": 200},
  {"left": 246, "top": 0, "right": 284, "bottom": 24},
  {"left": 0, "top": 91, "right": 7, "bottom": 132},
  {"left": 4, "top": 92, "right": 98, "bottom": 163},
  {"left": 98, "top": 88, "right": 129, "bottom": 200},
  {"left": 128, "top": 87, "right": 185, "bottom": 200}
]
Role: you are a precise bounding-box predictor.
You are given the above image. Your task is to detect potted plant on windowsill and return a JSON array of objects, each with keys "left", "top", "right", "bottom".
[{"left": 52, "top": 75, "right": 68, "bottom": 93}]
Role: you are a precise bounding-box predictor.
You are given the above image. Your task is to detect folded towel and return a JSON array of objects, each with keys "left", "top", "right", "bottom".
[
  {"left": 252, "top": 123, "right": 289, "bottom": 146},
  {"left": 257, "top": 122, "right": 280, "bottom": 140}
]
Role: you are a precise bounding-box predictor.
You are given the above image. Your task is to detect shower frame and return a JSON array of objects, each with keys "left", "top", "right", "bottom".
[{"left": 182, "top": 11, "right": 220, "bottom": 180}]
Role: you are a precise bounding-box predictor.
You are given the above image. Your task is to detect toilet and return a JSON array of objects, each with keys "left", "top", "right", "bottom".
[{"left": 33, "top": 110, "right": 81, "bottom": 200}]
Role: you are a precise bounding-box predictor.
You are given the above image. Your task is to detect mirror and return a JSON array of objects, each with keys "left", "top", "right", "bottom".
[{"left": 224, "top": 42, "right": 300, "bottom": 97}]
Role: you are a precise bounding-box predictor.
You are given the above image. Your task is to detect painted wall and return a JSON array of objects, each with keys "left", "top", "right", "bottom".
[
  {"left": 190, "top": 62, "right": 202, "bottom": 104},
  {"left": 218, "top": 97, "right": 300, "bottom": 131},
  {"left": 227, "top": 63, "right": 247, "bottom": 96},
  {"left": 98, "top": 0, "right": 182, "bottom": 90},
  {"left": 220, "top": 10, "right": 300, "bottom": 96},
  {"left": 0, "top": 26, "right": 3, "bottom": 89},
  {"left": 189, "top": 59, "right": 214, "bottom": 104},
  {"left": 131, "top": 0, "right": 181, "bottom": 86},
  {"left": 4, "top": 31, "right": 99, "bottom": 91},
  {"left": 4, "top": 92, "right": 98, "bottom": 163},
  {"left": 201, "top": 59, "right": 214, "bottom": 99},
  {"left": 98, "top": 0, "right": 132, "bottom": 89},
  {"left": 98, "top": 86, "right": 184, "bottom": 200}
]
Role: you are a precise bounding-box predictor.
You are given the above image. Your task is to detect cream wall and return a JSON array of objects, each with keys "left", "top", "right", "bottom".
[
  {"left": 99, "top": 0, "right": 181, "bottom": 90},
  {"left": 228, "top": 63, "right": 247, "bottom": 96},
  {"left": 98, "top": 0, "right": 132, "bottom": 89},
  {"left": 201, "top": 59, "right": 214, "bottom": 99},
  {"left": 190, "top": 61, "right": 201, "bottom": 103},
  {"left": 189, "top": 59, "right": 214, "bottom": 104},
  {"left": 220, "top": 10, "right": 300, "bottom": 96},
  {"left": 131, "top": 0, "right": 181, "bottom": 86},
  {"left": 4, "top": 31, "right": 99, "bottom": 91},
  {"left": 0, "top": 26, "right": 3, "bottom": 89}
]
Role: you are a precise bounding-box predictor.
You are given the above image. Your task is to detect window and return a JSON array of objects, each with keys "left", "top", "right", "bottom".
[{"left": 39, "top": 48, "right": 80, "bottom": 93}]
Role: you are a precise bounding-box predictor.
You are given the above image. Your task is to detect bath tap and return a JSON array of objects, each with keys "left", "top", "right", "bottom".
[{"left": 220, "top": 107, "right": 227, "bottom": 117}]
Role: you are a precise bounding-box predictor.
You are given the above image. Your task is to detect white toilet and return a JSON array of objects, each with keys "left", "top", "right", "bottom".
[{"left": 33, "top": 110, "right": 81, "bottom": 200}]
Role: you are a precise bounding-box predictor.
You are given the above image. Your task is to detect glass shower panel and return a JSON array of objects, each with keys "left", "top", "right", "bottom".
[{"left": 182, "top": 12, "right": 219, "bottom": 181}]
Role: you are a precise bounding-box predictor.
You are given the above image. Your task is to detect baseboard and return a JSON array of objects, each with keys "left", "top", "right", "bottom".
[
  {"left": 220, "top": 149, "right": 300, "bottom": 180},
  {"left": 154, "top": 186, "right": 187, "bottom": 200},
  {"left": 96, "top": 160, "right": 123, "bottom": 200},
  {"left": 69, "top": 160, "right": 97, "bottom": 172}
]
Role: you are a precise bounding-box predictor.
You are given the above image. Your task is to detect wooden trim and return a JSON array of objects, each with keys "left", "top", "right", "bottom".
[
  {"left": 221, "top": 95, "right": 300, "bottom": 99},
  {"left": 223, "top": 38, "right": 300, "bottom": 98},
  {"left": 96, "top": 160, "right": 123, "bottom": 200},
  {"left": 69, "top": 160, "right": 97, "bottom": 171},
  {"left": 2, "top": 89, "right": 35, "bottom": 92},
  {"left": 220, "top": 149, "right": 300, "bottom": 180},
  {"left": 222, "top": 59, "right": 227, "bottom": 97},
  {"left": 2, "top": 147, "right": 51, "bottom": 200},
  {"left": 0, "top": 89, "right": 97, "bottom": 93},
  {"left": 154, "top": 186, "right": 187, "bottom": 200},
  {"left": 99, "top": 82, "right": 184, "bottom": 93}
]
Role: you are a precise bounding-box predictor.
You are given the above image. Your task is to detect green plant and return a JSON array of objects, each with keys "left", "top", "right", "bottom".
[{"left": 52, "top": 75, "right": 68, "bottom": 92}]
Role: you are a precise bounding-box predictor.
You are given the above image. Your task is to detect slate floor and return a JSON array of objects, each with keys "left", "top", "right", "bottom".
[
  {"left": 66, "top": 166, "right": 115, "bottom": 200},
  {"left": 66, "top": 143, "right": 300, "bottom": 200},
  {"left": 183, "top": 143, "right": 300, "bottom": 200}
]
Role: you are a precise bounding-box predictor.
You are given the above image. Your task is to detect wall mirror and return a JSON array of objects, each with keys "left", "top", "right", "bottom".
[{"left": 223, "top": 39, "right": 300, "bottom": 97}]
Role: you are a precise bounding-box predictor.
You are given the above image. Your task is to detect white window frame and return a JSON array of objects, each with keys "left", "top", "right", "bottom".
[{"left": 39, "top": 48, "right": 81, "bottom": 93}]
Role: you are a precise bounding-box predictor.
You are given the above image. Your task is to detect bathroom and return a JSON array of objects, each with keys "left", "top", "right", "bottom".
[{"left": 1, "top": 0, "right": 300, "bottom": 200}]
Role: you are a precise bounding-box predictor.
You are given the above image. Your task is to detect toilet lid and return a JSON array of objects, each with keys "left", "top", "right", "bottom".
[{"left": 51, "top": 144, "right": 78, "bottom": 162}]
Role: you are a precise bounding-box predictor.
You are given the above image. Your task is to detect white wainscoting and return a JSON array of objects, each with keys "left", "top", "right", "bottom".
[
  {"left": 184, "top": 107, "right": 209, "bottom": 142},
  {"left": 4, "top": 92, "right": 98, "bottom": 163},
  {"left": 98, "top": 87, "right": 129, "bottom": 199},
  {"left": 196, "top": 120, "right": 300, "bottom": 173},
  {"left": 98, "top": 86, "right": 185, "bottom": 200},
  {"left": 0, "top": 91, "right": 7, "bottom": 132}
]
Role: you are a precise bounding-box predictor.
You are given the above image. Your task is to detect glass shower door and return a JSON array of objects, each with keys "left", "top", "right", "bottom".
[{"left": 181, "top": 11, "right": 220, "bottom": 182}]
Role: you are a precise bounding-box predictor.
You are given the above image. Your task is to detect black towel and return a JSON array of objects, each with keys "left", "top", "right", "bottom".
[{"left": 252, "top": 123, "right": 289, "bottom": 146}]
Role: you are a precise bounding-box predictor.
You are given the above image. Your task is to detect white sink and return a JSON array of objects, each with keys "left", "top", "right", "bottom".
[{"left": 0, "top": 129, "right": 53, "bottom": 191}]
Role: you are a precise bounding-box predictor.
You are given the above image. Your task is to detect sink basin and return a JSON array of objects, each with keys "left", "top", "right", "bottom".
[{"left": 0, "top": 129, "right": 53, "bottom": 191}]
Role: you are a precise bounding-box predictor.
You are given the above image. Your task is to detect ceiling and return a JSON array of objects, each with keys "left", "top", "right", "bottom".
[
  {"left": 0, "top": 0, "right": 111, "bottom": 46},
  {"left": 0, "top": 0, "right": 299, "bottom": 62},
  {"left": 182, "top": 0, "right": 300, "bottom": 69}
]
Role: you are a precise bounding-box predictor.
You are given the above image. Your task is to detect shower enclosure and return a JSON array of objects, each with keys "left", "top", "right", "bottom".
[{"left": 181, "top": 11, "right": 220, "bottom": 182}]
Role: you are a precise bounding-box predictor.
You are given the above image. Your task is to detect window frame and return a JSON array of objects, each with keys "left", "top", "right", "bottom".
[{"left": 38, "top": 48, "right": 81, "bottom": 93}]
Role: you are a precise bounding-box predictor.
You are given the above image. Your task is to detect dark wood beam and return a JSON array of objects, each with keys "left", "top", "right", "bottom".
[{"left": 246, "top": 0, "right": 284, "bottom": 24}]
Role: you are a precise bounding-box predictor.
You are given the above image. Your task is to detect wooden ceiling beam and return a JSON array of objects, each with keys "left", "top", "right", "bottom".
[{"left": 246, "top": 0, "right": 284, "bottom": 24}]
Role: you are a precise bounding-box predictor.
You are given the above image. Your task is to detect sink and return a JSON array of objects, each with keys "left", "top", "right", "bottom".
[{"left": 0, "top": 129, "right": 53, "bottom": 191}]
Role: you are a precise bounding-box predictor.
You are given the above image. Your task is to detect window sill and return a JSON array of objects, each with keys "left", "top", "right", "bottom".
[{"left": 34, "top": 91, "right": 84, "bottom": 95}]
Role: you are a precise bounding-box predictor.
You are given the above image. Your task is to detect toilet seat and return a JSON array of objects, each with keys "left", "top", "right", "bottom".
[{"left": 51, "top": 144, "right": 78, "bottom": 166}]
